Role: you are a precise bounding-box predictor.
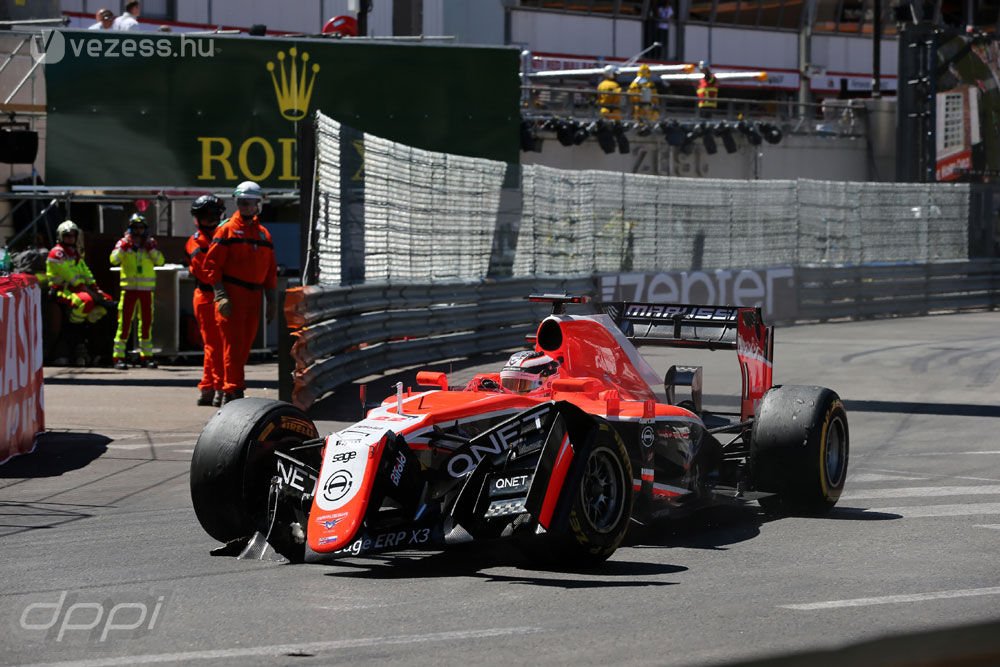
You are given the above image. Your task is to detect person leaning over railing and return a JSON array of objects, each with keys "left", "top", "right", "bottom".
[
  {"left": 628, "top": 63, "right": 659, "bottom": 124},
  {"left": 596, "top": 65, "right": 623, "bottom": 120}
]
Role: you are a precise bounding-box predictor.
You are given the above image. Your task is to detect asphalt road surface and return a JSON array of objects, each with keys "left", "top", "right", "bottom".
[{"left": 2, "top": 311, "right": 1000, "bottom": 666}]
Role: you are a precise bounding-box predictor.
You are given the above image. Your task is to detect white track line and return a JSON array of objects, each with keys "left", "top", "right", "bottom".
[
  {"left": 974, "top": 524, "right": 1000, "bottom": 530},
  {"left": 863, "top": 468, "right": 1000, "bottom": 483},
  {"left": 892, "top": 451, "right": 1000, "bottom": 457},
  {"left": 848, "top": 473, "right": 927, "bottom": 483},
  {"left": 841, "top": 485, "right": 1000, "bottom": 500},
  {"left": 862, "top": 502, "right": 1000, "bottom": 518},
  {"left": 780, "top": 586, "right": 1000, "bottom": 610},
  {"left": 18, "top": 627, "right": 542, "bottom": 667},
  {"left": 108, "top": 441, "right": 194, "bottom": 450}
]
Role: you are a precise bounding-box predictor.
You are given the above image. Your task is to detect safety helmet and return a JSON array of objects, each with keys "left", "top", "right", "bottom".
[
  {"left": 127, "top": 213, "right": 148, "bottom": 237},
  {"left": 698, "top": 60, "right": 711, "bottom": 73},
  {"left": 233, "top": 181, "right": 263, "bottom": 201},
  {"left": 638, "top": 63, "right": 651, "bottom": 77},
  {"left": 56, "top": 220, "right": 80, "bottom": 241},
  {"left": 602, "top": 65, "right": 618, "bottom": 79},
  {"left": 190, "top": 194, "right": 225, "bottom": 218},
  {"left": 500, "top": 351, "right": 559, "bottom": 394}
]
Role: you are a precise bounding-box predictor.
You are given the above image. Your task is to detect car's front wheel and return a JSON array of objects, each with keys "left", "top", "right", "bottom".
[
  {"left": 542, "top": 418, "right": 634, "bottom": 567},
  {"left": 189, "top": 398, "right": 319, "bottom": 558}
]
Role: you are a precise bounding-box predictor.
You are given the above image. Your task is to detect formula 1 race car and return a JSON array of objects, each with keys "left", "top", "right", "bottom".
[{"left": 190, "top": 295, "right": 849, "bottom": 566}]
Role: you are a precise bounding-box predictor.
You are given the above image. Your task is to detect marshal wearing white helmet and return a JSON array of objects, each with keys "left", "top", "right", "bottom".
[
  {"left": 500, "top": 351, "right": 560, "bottom": 394},
  {"left": 46, "top": 220, "right": 114, "bottom": 365},
  {"left": 204, "top": 180, "right": 278, "bottom": 405}
]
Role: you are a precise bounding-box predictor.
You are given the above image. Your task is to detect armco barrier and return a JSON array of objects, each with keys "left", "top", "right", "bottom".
[
  {"left": 285, "top": 277, "right": 594, "bottom": 409},
  {"left": 797, "top": 259, "right": 1000, "bottom": 321},
  {"left": 283, "top": 262, "right": 1000, "bottom": 411},
  {"left": 0, "top": 273, "right": 45, "bottom": 464}
]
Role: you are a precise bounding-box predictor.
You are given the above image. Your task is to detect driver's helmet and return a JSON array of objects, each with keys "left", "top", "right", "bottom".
[{"left": 500, "top": 351, "right": 559, "bottom": 394}]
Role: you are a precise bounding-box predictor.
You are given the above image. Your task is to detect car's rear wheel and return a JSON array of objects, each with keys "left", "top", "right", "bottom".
[
  {"left": 751, "top": 385, "right": 849, "bottom": 515},
  {"left": 190, "top": 398, "right": 319, "bottom": 557}
]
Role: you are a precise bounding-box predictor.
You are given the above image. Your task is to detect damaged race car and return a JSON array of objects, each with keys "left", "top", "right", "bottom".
[{"left": 189, "top": 295, "right": 849, "bottom": 566}]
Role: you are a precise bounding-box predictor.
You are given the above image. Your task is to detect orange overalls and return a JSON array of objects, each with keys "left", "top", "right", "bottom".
[
  {"left": 204, "top": 212, "right": 277, "bottom": 395},
  {"left": 185, "top": 229, "right": 224, "bottom": 395}
]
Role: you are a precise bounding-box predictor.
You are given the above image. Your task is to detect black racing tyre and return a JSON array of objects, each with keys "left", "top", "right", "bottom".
[
  {"left": 543, "top": 419, "right": 634, "bottom": 568},
  {"left": 750, "top": 385, "right": 849, "bottom": 515},
  {"left": 190, "top": 398, "right": 319, "bottom": 548}
]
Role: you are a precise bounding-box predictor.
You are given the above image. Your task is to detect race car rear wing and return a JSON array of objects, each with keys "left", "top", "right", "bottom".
[
  {"left": 607, "top": 302, "right": 775, "bottom": 420},
  {"left": 608, "top": 302, "right": 743, "bottom": 350}
]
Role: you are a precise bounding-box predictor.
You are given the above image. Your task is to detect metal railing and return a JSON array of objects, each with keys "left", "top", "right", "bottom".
[
  {"left": 520, "top": 83, "right": 871, "bottom": 128},
  {"left": 281, "top": 261, "right": 1000, "bottom": 409}
]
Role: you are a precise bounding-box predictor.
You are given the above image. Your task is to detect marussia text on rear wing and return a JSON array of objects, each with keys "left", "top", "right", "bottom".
[{"left": 607, "top": 302, "right": 774, "bottom": 419}]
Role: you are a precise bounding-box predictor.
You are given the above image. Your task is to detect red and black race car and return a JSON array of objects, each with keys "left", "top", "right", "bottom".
[{"left": 190, "top": 295, "right": 849, "bottom": 566}]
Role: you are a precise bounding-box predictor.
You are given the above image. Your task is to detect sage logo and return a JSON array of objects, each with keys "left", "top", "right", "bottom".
[
  {"left": 32, "top": 30, "right": 215, "bottom": 66},
  {"left": 18, "top": 590, "right": 169, "bottom": 643}
]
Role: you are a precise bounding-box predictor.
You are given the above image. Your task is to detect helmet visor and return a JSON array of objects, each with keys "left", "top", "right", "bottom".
[{"left": 500, "top": 370, "right": 539, "bottom": 394}]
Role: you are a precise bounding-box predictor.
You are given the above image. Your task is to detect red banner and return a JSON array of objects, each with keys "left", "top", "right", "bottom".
[{"left": 1, "top": 273, "right": 45, "bottom": 464}]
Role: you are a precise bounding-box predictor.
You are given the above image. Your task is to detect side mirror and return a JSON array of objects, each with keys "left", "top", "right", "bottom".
[{"left": 415, "top": 371, "right": 448, "bottom": 390}]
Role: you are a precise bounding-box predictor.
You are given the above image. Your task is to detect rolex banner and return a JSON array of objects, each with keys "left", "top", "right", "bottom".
[{"left": 44, "top": 31, "right": 520, "bottom": 188}]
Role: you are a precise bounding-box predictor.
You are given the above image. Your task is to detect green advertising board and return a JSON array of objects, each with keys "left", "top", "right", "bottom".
[{"left": 44, "top": 31, "right": 521, "bottom": 188}]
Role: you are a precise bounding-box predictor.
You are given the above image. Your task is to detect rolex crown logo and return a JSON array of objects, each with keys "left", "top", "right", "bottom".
[{"left": 267, "top": 47, "right": 320, "bottom": 122}]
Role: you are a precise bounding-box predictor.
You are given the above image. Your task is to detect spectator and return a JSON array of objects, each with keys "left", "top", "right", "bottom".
[
  {"left": 109, "top": 214, "right": 164, "bottom": 370},
  {"left": 596, "top": 65, "right": 623, "bottom": 120},
  {"left": 655, "top": 2, "right": 674, "bottom": 60},
  {"left": 185, "top": 195, "right": 226, "bottom": 407},
  {"left": 112, "top": 1, "right": 141, "bottom": 31},
  {"left": 696, "top": 61, "right": 719, "bottom": 118},
  {"left": 204, "top": 181, "right": 278, "bottom": 406},
  {"left": 46, "top": 221, "right": 113, "bottom": 366},
  {"left": 89, "top": 8, "right": 115, "bottom": 30},
  {"left": 628, "top": 63, "right": 659, "bottom": 124}
]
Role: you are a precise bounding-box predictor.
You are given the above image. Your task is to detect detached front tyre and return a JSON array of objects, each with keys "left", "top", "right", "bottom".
[
  {"left": 190, "top": 398, "right": 319, "bottom": 558},
  {"left": 750, "top": 385, "right": 849, "bottom": 515},
  {"left": 540, "top": 417, "right": 634, "bottom": 568}
]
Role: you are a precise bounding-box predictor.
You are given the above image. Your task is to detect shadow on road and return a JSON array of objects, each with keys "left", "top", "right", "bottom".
[
  {"left": 843, "top": 399, "right": 1000, "bottom": 418},
  {"left": 821, "top": 506, "right": 903, "bottom": 521},
  {"left": 0, "top": 432, "right": 110, "bottom": 479},
  {"left": 323, "top": 539, "right": 686, "bottom": 588},
  {"left": 628, "top": 505, "right": 764, "bottom": 551},
  {"left": 629, "top": 501, "right": 901, "bottom": 552}
]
